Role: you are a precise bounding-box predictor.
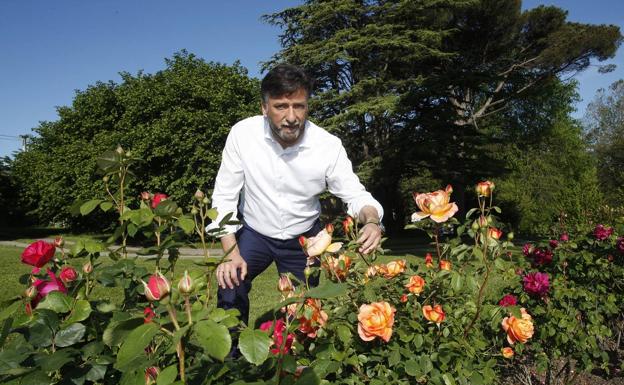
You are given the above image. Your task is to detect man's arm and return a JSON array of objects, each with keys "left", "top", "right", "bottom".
[{"left": 356, "top": 205, "right": 383, "bottom": 254}]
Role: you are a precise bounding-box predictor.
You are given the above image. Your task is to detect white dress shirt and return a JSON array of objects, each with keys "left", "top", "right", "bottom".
[{"left": 208, "top": 115, "right": 383, "bottom": 239}]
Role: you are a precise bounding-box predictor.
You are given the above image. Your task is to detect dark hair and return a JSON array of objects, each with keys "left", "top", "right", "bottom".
[{"left": 261, "top": 64, "right": 313, "bottom": 103}]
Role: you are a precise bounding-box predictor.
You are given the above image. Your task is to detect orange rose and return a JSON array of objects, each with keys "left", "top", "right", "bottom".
[
  {"left": 502, "top": 347, "right": 514, "bottom": 359},
  {"left": 323, "top": 254, "right": 351, "bottom": 280},
  {"left": 488, "top": 227, "right": 503, "bottom": 240},
  {"left": 412, "top": 185, "right": 459, "bottom": 223},
  {"left": 424, "top": 253, "right": 434, "bottom": 268},
  {"left": 422, "top": 304, "right": 445, "bottom": 324},
  {"left": 383, "top": 260, "right": 406, "bottom": 278},
  {"left": 501, "top": 308, "right": 534, "bottom": 344},
  {"left": 405, "top": 275, "right": 425, "bottom": 294},
  {"left": 439, "top": 260, "right": 451, "bottom": 271},
  {"left": 475, "top": 181, "right": 495, "bottom": 197},
  {"left": 298, "top": 298, "right": 328, "bottom": 338},
  {"left": 357, "top": 301, "right": 396, "bottom": 342}
]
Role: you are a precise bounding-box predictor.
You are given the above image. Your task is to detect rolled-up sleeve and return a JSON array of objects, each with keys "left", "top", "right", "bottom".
[
  {"left": 206, "top": 128, "right": 244, "bottom": 236},
  {"left": 326, "top": 144, "right": 384, "bottom": 221}
]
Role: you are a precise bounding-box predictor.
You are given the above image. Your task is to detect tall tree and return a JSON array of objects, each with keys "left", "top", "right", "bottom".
[
  {"left": 264, "top": 0, "right": 621, "bottom": 232},
  {"left": 12, "top": 51, "right": 259, "bottom": 227},
  {"left": 584, "top": 79, "right": 624, "bottom": 206}
]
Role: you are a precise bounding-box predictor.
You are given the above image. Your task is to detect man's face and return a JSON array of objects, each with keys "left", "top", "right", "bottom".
[{"left": 262, "top": 87, "right": 309, "bottom": 147}]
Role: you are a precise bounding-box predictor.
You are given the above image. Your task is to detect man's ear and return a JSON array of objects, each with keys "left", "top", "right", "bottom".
[{"left": 261, "top": 102, "right": 267, "bottom": 117}]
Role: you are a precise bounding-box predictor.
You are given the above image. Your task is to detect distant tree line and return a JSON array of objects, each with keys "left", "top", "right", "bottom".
[{"left": 4, "top": 0, "right": 623, "bottom": 236}]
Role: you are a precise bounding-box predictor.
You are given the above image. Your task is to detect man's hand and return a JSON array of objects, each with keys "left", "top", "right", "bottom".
[
  {"left": 357, "top": 222, "right": 382, "bottom": 254},
  {"left": 216, "top": 234, "right": 247, "bottom": 289}
]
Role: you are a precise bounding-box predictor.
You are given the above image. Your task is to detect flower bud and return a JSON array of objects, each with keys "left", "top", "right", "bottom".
[
  {"left": 202, "top": 197, "right": 209, "bottom": 205},
  {"left": 475, "top": 181, "right": 495, "bottom": 197},
  {"left": 54, "top": 236, "right": 64, "bottom": 248},
  {"left": 178, "top": 270, "right": 194, "bottom": 294},
  {"left": 502, "top": 347, "right": 514, "bottom": 359},
  {"left": 278, "top": 274, "right": 294, "bottom": 293},
  {"left": 439, "top": 260, "right": 451, "bottom": 271},
  {"left": 194, "top": 190, "right": 205, "bottom": 201},
  {"left": 424, "top": 253, "right": 434, "bottom": 268},
  {"left": 190, "top": 207, "right": 199, "bottom": 215},
  {"left": 102, "top": 175, "right": 110, "bottom": 183},
  {"left": 507, "top": 232, "right": 514, "bottom": 241},
  {"left": 488, "top": 227, "right": 503, "bottom": 240},
  {"left": 342, "top": 216, "right": 354, "bottom": 234},
  {"left": 325, "top": 223, "right": 334, "bottom": 234},
  {"left": 115, "top": 145, "right": 124, "bottom": 155},
  {"left": 560, "top": 232, "right": 569, "bottom": 242},
  {"left": 82, "top": 261, "right": 93, "bottom": 274},
  {"left": 400, "top": 294, "right": 408, "bottom": 303},
  {"left": 142, "top": 271, "right": 171, "bottom": 301},
  {"left": 145, "top": 367, "right": 159, "bottom": 385},
  {"left": 471, "top": 220, "right": 479, "bottom": 231},
  {"left": 140, "top": 191, "right": 151, "bottom": 201},
  {"left": 24, "top": 286, "right": 37, "bottom": 299},
  {"left": 304, "top": 266, "right": 312, "bottom": 278}
]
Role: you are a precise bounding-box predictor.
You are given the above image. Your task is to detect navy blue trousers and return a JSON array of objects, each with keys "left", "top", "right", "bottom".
[{"left": 217, "top": 221, "right": 322, "bottom": 326}]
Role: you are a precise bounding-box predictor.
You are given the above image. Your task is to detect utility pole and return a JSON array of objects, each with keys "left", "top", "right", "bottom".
[{"left": 19, "top": 135, "right": 31, "bottom": 151}]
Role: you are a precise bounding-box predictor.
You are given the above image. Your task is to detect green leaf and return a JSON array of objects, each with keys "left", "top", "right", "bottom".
[
  {"left": 80, "top": 199, "right": 104, "bottom": 216},
  {"left": 35, "top": 350, "right": 75, "bottom": 372},
  {"left": 194, "top": 320, "right": 231, "bottom": 361},
  {"left": 85, "top": 240, "right": 106, "bottom": 253},
  {"left": 451, "top": 272, "right": 462, "bottom": 292},
  {"left": 238, "top": 328, "right": 272, "bottom": 365},
  {"left": 442, "top": 373, "right": 457, "bottom": 385},
  {"left": 177, "top": 216, "right": 195, "bottom": 234},
  {"left": 336, "top": 324, "right": 351, "bottom": 345},
  {"left": 404, "top": 359, "right": 421, "bottom": 377},
  {"left": 100, "top": 201, "right": 114, "bottom": 212},
  {"left": 0, "top": 299, "right": 21, "bottom": 322},
  {"left": 304, "top": 282, "right": 347, "bottom": 299},
  {"left": 86, "top": 364, "right": 108, "bottom": 382},
  {"left": 389, "top": 349, "right": 401, "bottom": 367},
  {"left": 154, "top": 200, "right": 178, "bottom": 218},
  {"left": 70, "top": 239, "right": 86, "bottom": 256},
  {"left": 114, "top": 322, "right": 160, "bottom": 371},
  {"left": 63, "top": 300, "right": 92, "bottom": 326},
  {"left": 55, "top": 323, "right": 86, "bottom": 347},
  {"left": 157, "top": 365, "right": 178, "bottom": 385},
  {"left": 37, "top": 291, "right": 71, "bottom": 313},
  {"left": 103, "top": 317, "right": 144, "bottom": 347}
]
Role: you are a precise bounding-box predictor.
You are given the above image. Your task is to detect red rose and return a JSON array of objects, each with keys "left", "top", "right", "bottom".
[
  {"left": 59, "top": 266, "right": 78, "bottom": 284},
  {"left": 151, "top": 193, "right": 168, "bottom": 209},
  {"left": 21, "top": 240, "right": 56, "bottom": 268},
  {"left": 498, "top": 294, "right": 518, "bottom": 307}
]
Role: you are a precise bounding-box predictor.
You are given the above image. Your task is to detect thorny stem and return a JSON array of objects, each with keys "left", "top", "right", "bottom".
[
  {"left": 167, "top": 303, "right": 185, "bottom": 383},
  {"left": 184, "top": 296, "right": 193, "bottom": 326}
]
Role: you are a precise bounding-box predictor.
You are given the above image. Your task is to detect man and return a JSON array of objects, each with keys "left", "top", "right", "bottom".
[{"left": 209, "top": 64, "right": 383, "bottom": 325}]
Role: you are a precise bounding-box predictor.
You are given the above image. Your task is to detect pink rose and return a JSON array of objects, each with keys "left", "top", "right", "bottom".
[
  {"left": 59, "top": 266, "right": 78, "bottom": 284},
  {"left": 594, "top": 224, "right": 613, "bottom": 241},
  {"left": 522, "top": 243, "right": 534, "bottom": 257},
  {"left": 549, "top": 240, "right": 558, "bottom": 249},
  {"left": 616, "top": 237, "right": 624, "bottom": 255},
  {"left": 21, "top": 240, "right": 56, "bottom": 268},
  {"left": 260, "top": 318, "right": 294, "bottom": 355},
  {"left": 31, "top": 269, "right": 67, "bottom": 307},
  {"left": 498, "top": 294, "right": 518, "bottom": 307},
  {"left": 523, "top": 272, "right": 549, "bottom": 297},
  {"left": 560, "top": 233, "right": 569, "bottom": 242}
]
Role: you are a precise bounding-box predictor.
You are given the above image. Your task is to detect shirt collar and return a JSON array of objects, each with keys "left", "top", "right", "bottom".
[{"left": 263, "top": 117, "right": 312, "bottom": 151}]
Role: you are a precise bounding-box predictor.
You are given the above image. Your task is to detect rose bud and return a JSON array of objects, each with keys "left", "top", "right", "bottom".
[
  {"left": 549, "top": 239, "right": 558, "bottom": 249},
  {"left": 304, "top": 266, "right": 312, "bottom": 278},
  {"left": 471, "top": 220, "right": 480, "bottom": 231},
  {"left": 502, "top": 347, "right": 514, "bottom": 359},
  {"left": 342, "top": 216, "right": 354, "bottom": 234},
  {"left": 145, "top": 366, "right": 159, "bottom": 385},
  {"left": 102, "top": 175, "right": 110, "bottom": 183},
  {"left": 298, "top": 236, "right": 307, "bottom": 248},
  {"left": 82, "top": 262, "right": 93, "bottom": 274},
  {"left": 325, "top": 223, "right": 334, "bottom": 234},
  {"left": 202, "top": 197, "right": 209, "bottom": 204},
  {"left": 278, "top": 275, "right": 294, "bottom": 294},
  {"left": 507, "top": 232, "right": 514, "bottom": 241},
  {"left": 475, "top": 181, "right": 495, "bottom": 197},
  {"left": 478, "top": 216, "right": 488, "bottom": 228},
  {"left": 24, "top": 286, "right": 38, "bottom": 299},
  {"left": 115, "top": 145, "right": 124, "bottom": 155},
  {"left": 59, "top": 266, "right": 78, "bottom": 284},
  {"left": 178, "top": 270, "right": 194, "bottom": 294},
  {"left": 140, "top": 191, "right": 151, "bottom": 201},
  {"left": 488, "top": 227, "right": 503, "bottom": 240},
  {"left": 194, "top": 189, "right": 205, "bottom": 201},
  {"left": 560, "top": 233, "right": 569, "bottom": 242},
  {"left": 400, "top": 294, "right": 408, "bottom": 303},
  {"left": 142, "top": 271, "right": 171, "bottom": 301},
  {"left": 190, "top": 207, "right": 199, "bottom": 215},
  {"left": 439, "top": 260, "right": 451, "bottom": 271},
  {"left": 54, "top": 236, "right": 64, "bottom": 248},
  {"left": 424, "top": 253, "right": 434, "bottom": 268},
  {"left": 144, "top": 307, "right": 156, "bottom": 323}
]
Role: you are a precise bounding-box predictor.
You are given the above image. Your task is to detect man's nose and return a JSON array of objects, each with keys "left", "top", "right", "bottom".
[{"left": 285, "top": 107, "right": 297, "bottom": 123}]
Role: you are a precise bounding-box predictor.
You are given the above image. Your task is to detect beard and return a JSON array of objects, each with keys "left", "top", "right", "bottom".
[{"left": 268, "top": 119, "right": 305, "bottom": 146}]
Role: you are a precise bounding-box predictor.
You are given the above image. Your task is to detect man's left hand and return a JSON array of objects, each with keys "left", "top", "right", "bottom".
[{"left": 357, "top": 223, "right": 382, "bottom": 254}]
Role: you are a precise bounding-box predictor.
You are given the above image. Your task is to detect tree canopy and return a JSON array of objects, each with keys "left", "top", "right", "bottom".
[{"left": 12, "top": 51, "right": 260, "bottom": 227}]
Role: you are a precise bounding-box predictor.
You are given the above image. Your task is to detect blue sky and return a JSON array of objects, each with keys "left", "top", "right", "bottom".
[{"left": 1, "top": 0, "right": 622, "bottom": 157}]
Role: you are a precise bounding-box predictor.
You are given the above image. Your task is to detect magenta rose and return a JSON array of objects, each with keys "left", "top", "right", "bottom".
[
  {"left": 498, "top": 294, "right": 518, "bottom": 307},
  {"left": 522, "top": 243, "right": 534, "bottom": 257},
  {"left": 560, "top": 233, "right": 569, "bottom": 242},
  {"left": 532, "top": 248, "right": 553, "bottom": 266},
  {"left": 21, "top": 240, "right": 56, "bottom": 268},
  {"left": 31, "top": 269, "right": 67, "bottom": 307},
  {"left": 594, "top": 224, "right": 614, "bottom": 241},
  {"left": 260, "top": 318, "right": 294, "bottom": 355},
  {"left": 549, "top": 239, "right": 558, "bottom": 249},
  {"left": 616, "top": 237, "right": 624, "bottom": 255},
  {"left": 523, "top": 272, "right": 550, "bottom": 297}
]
